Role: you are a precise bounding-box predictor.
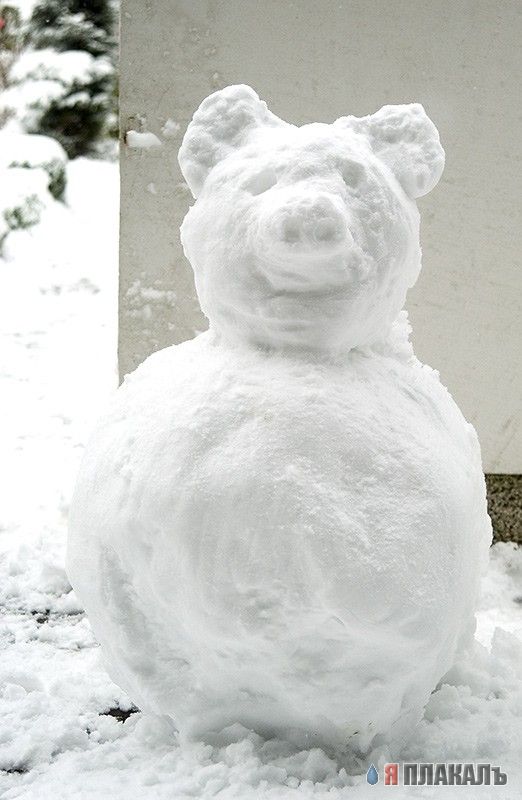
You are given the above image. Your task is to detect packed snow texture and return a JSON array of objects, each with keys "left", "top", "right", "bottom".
[
  {"left": 179, "top": 86, "right": 444, "bottom": 354},
  {"left": 67, "top": 86, "right": 491, "bottom": 755},
  {"left": 161, "top": 117, "right": 181, "bottom": 138},
  {"left": 125, "top": 130, "right": 162, "bottom": 150},
  {"left": 1, "top": 143, "right": 521, "bottom": 800}
]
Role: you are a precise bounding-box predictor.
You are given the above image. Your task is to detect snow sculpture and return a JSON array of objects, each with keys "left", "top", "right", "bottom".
[{"left": 67, "top": 86, "right": 491, "bottom": 753}]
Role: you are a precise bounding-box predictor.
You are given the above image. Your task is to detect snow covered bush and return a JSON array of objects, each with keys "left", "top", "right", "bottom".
[
  {"left": 0, "top": 4, "right": 22, "bottom": 121},
  {"left": 26, "top": 0, "right": 115, "bottom": 57},
  {"left": 0, "top": 131, "right": 67, "bottom": 254},
  {"left": 1, "top": 0, "right": 117, "bottom": 158},
  {"left": 0, "top": 166, "right": 52, "bottom": 251},
  {"left": 0, "top": 4, "right": 21, "bottom": 53},
  {"left": 0, "top": 131, "right": 67, "bottom": 199}
]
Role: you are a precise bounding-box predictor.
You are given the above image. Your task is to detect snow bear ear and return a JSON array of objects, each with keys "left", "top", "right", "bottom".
[
  {"left": 337, "top": 104, "right": 445, "bottom": 198},
  {"left": 178, "top": 84, "right": 286, "bottom": 198}
]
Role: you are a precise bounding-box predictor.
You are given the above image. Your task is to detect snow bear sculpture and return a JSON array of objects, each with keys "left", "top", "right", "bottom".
[{"left": 67, "top": 85, "right": 491, "bottom": 754}]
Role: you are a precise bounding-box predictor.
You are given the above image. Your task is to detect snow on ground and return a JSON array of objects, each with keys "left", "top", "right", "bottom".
[{"left": 0, "top": 158, "right": 521, "bottom": 798}]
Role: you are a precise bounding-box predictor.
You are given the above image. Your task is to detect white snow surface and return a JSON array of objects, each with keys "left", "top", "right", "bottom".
[
  {"left": 8, "top": 0, "right": 38, "bottom": 20},
  {"left": 0, "top": 147, "right": 521, "bottom": 800},
  {"left": 68, "top": 86, "right": 492, "bottom": 759},
  {"left": 0, "top": 132, "right": 67, "bottom": 171},
  {"left": 8, "top": 49, "right": 113, "bottom": 85}
]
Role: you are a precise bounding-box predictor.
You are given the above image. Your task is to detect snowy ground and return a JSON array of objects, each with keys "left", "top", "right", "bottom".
[{"left": 1, "top": 158, "right": 521, "bottom": 799}]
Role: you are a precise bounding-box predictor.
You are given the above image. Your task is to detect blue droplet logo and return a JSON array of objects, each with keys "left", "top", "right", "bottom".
[{"left": 366, "top": 764, "right": 379, "bottom": 785}]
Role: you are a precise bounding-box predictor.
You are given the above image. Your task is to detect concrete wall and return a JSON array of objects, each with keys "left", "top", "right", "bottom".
[{"left": 119, "top": 0, "right": 522, "bottom": 473}]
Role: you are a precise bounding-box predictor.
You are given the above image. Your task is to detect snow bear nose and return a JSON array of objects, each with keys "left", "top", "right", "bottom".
[{"left": 268, "top": 194, "right": 352, "bottom": 255}]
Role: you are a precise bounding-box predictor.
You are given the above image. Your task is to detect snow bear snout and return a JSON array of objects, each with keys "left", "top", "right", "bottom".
[{"left": 264, "top": 193, "right": 353, "bottom": 258}]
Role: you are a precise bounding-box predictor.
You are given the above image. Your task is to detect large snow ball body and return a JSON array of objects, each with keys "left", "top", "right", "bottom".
[{"left": 67, "top": 331, "right": 490, "bottom": 752}]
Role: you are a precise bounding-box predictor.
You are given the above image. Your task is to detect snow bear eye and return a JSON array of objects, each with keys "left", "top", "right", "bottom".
[
  {"left": 243, "top": 167, "right": 278, "bottom": 195},
  {"left": 340, "top": 161, "right": 364, "bottom": 188}
]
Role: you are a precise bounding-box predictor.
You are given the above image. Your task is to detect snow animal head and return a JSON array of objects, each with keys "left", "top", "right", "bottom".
[{"left": 179, "top": 85, "right": 444, "bottom": 353}]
